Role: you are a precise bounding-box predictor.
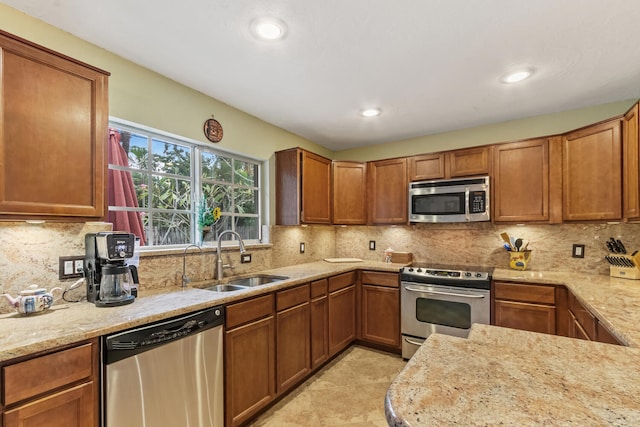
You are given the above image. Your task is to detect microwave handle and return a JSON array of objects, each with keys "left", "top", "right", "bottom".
[{"left": 465, "top": 187, "right": 470, "bottom": 221}]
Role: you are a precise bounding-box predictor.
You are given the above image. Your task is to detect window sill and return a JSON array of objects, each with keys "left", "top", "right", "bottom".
[{"left": 138, "top": 242, "right": 273, "bottom": 257}]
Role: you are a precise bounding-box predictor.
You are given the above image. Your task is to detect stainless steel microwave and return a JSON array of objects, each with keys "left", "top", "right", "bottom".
[{"left": 409, "top": 176, "right": 490, "bottom": 222}]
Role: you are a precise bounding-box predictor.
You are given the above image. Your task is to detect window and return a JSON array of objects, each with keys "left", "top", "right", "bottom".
[{"left": 108, "top": 118, "right": 262, "bottom": 248}]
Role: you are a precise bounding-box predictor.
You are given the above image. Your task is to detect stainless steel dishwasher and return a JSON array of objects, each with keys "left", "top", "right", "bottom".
[{"left": 102, "top": 306, "right": 224, "bottom": 427}]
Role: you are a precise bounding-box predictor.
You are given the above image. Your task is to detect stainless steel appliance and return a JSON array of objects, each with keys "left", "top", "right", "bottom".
[
  {"left": 409, "top": 175, "right": 490, "bottom": 223},
  {"left": 102, "top": 307, "right": 224, "bottom": 427},
  {"left": 85, "top": 232, "right": 137, "bottom": 307},
  {"left": 401, "top": 265, "right": 492, "bottom": 359}
]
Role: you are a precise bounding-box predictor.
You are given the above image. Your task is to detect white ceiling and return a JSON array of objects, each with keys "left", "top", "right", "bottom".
[{"left": 4, "top": 0, "right": 640, "bottom": 151}]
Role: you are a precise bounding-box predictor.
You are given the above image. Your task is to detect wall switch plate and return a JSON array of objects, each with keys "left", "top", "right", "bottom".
[
  {"left": 241, "top": 253, "right": 252, "bottom": 263},
  {"left": 369, "top": 240, "right": 376, "bottom": 250},
  {"left": 300, "top": 242, "right": 305, "bottom": 254},
  {"left": 572, "top": 244, "right": 585, "bottom": 258},
  {"left": 59, "top": 256, "right": 85, "bottom": 279}
]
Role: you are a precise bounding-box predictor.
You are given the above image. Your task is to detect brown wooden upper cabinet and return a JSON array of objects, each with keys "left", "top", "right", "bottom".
[
  {"left": 623, "top": 103, "right": 640, "bottom": 220},
  {"left": 0, "top": 30, "right": 109, "bottom": 220},
  {"left": 562, "top": 119, "right": 622, "bottom": 221},
  {"left": 408, "top": 146, "right": 491, "bottom": 181},
  {"left": 332, "top": 161, "right": 367, "bottom": 225},
  {"left": 367, "top": 157, "right": 408, "bottom": 224},
  {"left": 276, "top": 148, "right": 331, "bottom": 225},
  {"left": 493, "top": 138, "right": 562, "bottom": 223}
]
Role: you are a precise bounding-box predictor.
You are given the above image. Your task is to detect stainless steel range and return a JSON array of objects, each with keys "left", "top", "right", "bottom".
[{"left": 401, "top": 264, "right": 492, "bottom": 359}]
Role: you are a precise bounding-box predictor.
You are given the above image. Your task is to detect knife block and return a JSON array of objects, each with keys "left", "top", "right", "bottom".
[{"left": 608, "top": 252, "right": 640, "bottom": 280}]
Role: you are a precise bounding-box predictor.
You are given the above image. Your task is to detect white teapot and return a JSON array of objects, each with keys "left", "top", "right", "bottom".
[{"left": 3, "top": 285, "right": 62, "bottom": 314}]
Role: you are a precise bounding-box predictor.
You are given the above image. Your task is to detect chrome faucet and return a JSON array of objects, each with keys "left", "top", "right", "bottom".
[
  {"left": 216, "top": 230, "right": 246, "bottom": 280},
  {"left": 182, "top": 244, "right": 202, "bottom": 287}
]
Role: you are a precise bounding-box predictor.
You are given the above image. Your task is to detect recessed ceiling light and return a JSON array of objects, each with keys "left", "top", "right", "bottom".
[
  {"left": 501, "top": 68, "right": 534, "bottom": 84},
  {"left": 361, "top": 108, "right": 382, "bottom": 118},
  {"left": 251, "top": 18, "right": 287, "bottom": 41}
]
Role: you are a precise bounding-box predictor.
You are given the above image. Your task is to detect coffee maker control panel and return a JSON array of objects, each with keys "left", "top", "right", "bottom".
[{"left": 96, "top": 232, "right": 136, "bottom": 261}]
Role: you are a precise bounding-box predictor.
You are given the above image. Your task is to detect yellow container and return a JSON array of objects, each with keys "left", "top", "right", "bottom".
[{"left": 509, "top": 250, "right": 532, "bottom": 271}]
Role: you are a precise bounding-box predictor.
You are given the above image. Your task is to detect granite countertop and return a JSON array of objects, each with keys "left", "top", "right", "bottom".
[
  {"left": 386, "top": 269, "right": 640, "bottom": 426},
  {"left": 0, "top": 260, "right": 403, "bottom": 363}
]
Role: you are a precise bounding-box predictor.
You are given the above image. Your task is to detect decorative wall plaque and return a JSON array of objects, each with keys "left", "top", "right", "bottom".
[{"left": 203, "top": 116, "right": 223, "bottom": 143}]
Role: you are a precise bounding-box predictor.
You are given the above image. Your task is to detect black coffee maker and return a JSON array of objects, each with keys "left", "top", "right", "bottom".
[{"left": 85, "top": 232, "right": 138, "bottom": 307}]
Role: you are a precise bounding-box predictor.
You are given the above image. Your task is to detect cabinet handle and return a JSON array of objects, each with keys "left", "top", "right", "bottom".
[{"left": 405, "top": 285, "right": 486, "bottom": 299}]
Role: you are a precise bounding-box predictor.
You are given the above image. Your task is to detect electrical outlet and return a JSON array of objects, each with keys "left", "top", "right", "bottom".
[
  {"left": 300, "top": 242, "right": 305, "bottom": 254},
  {"left": 369, "top": 240, "right": 376, "bottom": 250},
  {"left": 241, "top": 253, "right": 252, "bottom": 263},
  {"left": 572, "top": 244, "right": 585, "bottom": 258},
  {"left": 59, "top": 256, "right": 85, "bottom": 279}
]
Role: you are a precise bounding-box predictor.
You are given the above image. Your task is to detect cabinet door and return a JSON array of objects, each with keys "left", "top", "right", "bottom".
[
  {"left": 0, "top": 32, "right": 109, "bottom": 220},
  {"left": 408, "top": 153, "right": 446, "bottom": 181},
  {"left": 332, "top": 161, "right": 367, "bottom": 224},
  {"left": 563, "top": 119, "right": 622, "bottom": 221},
  {"left": 493, "top": 138, "right": 550, "bottom": 222},
  {"left": 3, "top": 382, "right": 96, "bottom": 427},
  {"left": 596, "top": 322, "right": 622, "bottom": 345},
  {"left": 494, "top": 300, "right": 556, "bottom": 335},
  {"left": 275, "top": 148, "right": 331, "bottom": 225},
  {"left": 448, "top": 146, "right": 491, "bottom": 177},
  {"left": 623, "top": 103, "right": 640, "bottom": 219},
  {"left": 368, "top": 158, "right": 408, "bottom": 224},
  {"left": 328, "top": 285, "right": 356, "bottom": 356},
  {"left": 301, "top": 150, "right": 331, "bottom": 224},
  {"left": 310, "top": 295, "right": 329, "bottom": 369},
  {"left": 361, "top": 285, "right": 400, "bottom": 348},
  {"left": 225, "top": 316, "right": 276, "bottom": 427},
  {"left": 276, "top": 303, "right": 311, "bottom": 394}
]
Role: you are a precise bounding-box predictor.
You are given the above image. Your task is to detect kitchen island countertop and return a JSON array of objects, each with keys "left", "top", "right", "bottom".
[{"left": 386, "top": 268, "right": 640, "bottom": 426}]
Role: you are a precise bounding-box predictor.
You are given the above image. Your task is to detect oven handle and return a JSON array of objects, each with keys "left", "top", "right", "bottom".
[
  {"left": 404, "top": 336, "right": 425, "bottom": 346},
  {"left": 404, "top": 285, "right": 486, "bottom": 299}
]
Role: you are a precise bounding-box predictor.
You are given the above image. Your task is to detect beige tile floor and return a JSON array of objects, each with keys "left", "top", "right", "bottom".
[{"left": 248, "top": 345, "right": 406, "bottom": 427}]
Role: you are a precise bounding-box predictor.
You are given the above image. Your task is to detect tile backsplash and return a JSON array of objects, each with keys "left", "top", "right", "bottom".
[{"left": 1, "top": 220, "right": 638, "bottom": 313}]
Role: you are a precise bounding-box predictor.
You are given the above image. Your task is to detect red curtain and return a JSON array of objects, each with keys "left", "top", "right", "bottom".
[{"left": 108, "top": 128, "right": 146, "bottom": 245}]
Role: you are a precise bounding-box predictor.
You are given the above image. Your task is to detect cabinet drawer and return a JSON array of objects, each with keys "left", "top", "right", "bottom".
[
  {"left": 276, "top": 284, "right": 310, "bottom": 311},
  {"left": 227, "top": 294, "right": 274, "bottom": 330},
  {"left": 494, "top": 282, "right": 555, "bottom": 305},
  {"left": 568, "top": 292, "right": 596, "bottom": 340},
  {"left": 3, "top": 342, "right": 94, "bottom": 406},
  {"left": 361, "top": 271, "right": 398, "bottom": 288},
  {"left": 310, "top": 278, "right": 328, "bottom": 299},
  {"left": 328, "top": 272, "right": 356, "bottom": 293}
]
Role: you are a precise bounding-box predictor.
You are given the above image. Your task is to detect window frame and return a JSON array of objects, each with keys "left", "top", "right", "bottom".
[{"left": 108, "top": 117, "right": 263, "bottom": 251}]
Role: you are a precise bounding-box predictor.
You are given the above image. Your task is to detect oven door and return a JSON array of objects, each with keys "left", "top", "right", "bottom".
[{"left": 401, "top": 282, "right": 490, "bottom": 357}]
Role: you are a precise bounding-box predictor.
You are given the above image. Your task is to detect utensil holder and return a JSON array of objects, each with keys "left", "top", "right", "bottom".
[{"left": 509, "top": 250, "right": 531, "bottom": 271}]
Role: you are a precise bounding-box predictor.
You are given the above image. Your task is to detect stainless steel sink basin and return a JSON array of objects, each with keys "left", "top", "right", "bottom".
[
  {"left": 203, "top": 284, "right": 248, "bottom": 292},
  {"left": 227, "top": 274, "right": 289, "bottom": 287}
]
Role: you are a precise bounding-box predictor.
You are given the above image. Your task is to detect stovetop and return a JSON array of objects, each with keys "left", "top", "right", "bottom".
[{"left": 400, "top": 263, "right": 492, "bottom": 289}]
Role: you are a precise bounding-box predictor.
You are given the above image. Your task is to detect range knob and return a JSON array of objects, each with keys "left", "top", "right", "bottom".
[
  {"left": 465, "top": 272, "right": 472, "bottom": 277},
  {"left": 416, "top": 268, "right": 422, "bottom": 273},
  {"left": 407, "top": 268, "right": 414, "bottom": 272},
  {"left": 476, "top": 273, "right": 483, "bottom": 278}
]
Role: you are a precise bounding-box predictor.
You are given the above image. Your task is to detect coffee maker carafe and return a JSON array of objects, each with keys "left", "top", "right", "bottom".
[{"left": 85, "top": 232, "right": 137, "bottom": 307}]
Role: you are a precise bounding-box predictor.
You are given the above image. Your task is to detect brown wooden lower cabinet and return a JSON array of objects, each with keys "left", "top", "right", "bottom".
[
  {"left": 328, "top": 272, "right": 357, "bottom": 357},
  {"left": 360, "top": 271, "right": 400, "bottom": 349},
  {"left": 310, "top": 278, "right": 329, "bottom": 369},
  {"left": 493, "top": 281, "right": 557, "bottom": 335},
  {"left": 567, "top": 290, "right": 623, "bottom": 345},
  {"left": 276, "top": 285, "right": 311, "bottom": 394},
  {"left": 493, "top": 281, "right": 623, "bottom": 346},
  {"left": 1, "top": 339, "right": 98, "bottom": 427},
  {"left": 225, "top": 296, "right": 276, "bottom": 427}
]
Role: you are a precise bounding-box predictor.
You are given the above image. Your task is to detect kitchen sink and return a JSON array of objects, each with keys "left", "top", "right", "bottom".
[
  {"left": 203, "top": 284, "right": 249, "bottom": 292},
  {"left": 227, "top": 274, "right": 289, "bottom": 287}
]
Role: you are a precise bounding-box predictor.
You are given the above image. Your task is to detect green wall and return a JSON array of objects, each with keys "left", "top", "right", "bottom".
[{"left": 1, "top": 3, "right": 637, "bottom": 225}]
